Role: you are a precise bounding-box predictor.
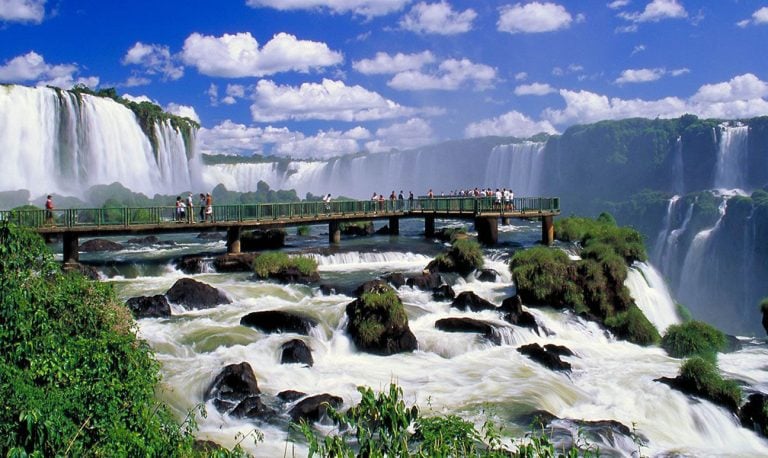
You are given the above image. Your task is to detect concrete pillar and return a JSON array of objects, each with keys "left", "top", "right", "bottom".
[
  {"left": 62, "top": 232, "right": 79, "bottom": 264},
  {"left": 226, "top": 226, "right": 242, "bottom": 254},
  {"left": 329, "top": 221, "right": 341, "bottom": 244},
  {"left": 501, "top": 217, "right": 510, "bottom": 226},
  {"left": 424, "top": 216, "right": 435, "bottom": 238},
  {"left": 475, "top": 217, "right": 498, "bottom": 245},
  {"left": 388, "top": 217, "right": 400, "bottom": 235},
  {"left": 542, "top": 215, "right": 554, "bottom": 246}
]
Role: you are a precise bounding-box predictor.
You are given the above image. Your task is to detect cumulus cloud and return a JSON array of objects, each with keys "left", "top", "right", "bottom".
[
  {"left": 543, "top": 73, "right": 768, "bottom": 125},
  {"left": 182, "top": 32, "right": 342, "bottom": 78},
  {"left": 737, "top": 7, "right": 768, "bottom": 28},
  {"left": 615, "top": 67, "right": 689, "bottom": 84},
  {"left": 0, "top": 51, "right": 97, "bottom": 88},
  {"left": 223, "top": 84, "right": 246, "bottom": 105},
  {"left": 514, "top": 82, "right": 556, "bottom": 96},
  {"left": 618, "top": 0, "right": 686, "bottom": 23},
  {"left": 388, "top": 58, "right": 496, "bottom": 91},
  {"left": 353, "top": 51, "right": 435, "bottom": 74},
  {"left": 250, "top": 78, "right": 421, "bottom": 122},
  {"left": 0, "top": 0, "right": 45, "bottom": 23},
  {"left": 497, "top": 2, "right": 573, "bottom": 34},
  {"left": 198, "top": 119, "right": 370, "bottom": 159},
  {"left": 607, "top": 0, "right": 630, "bottom": 9},
  {"left": 400, "top": 1, "right": 477, "bottom": 35},
  {"left": 122, "top": 42, "right": 184, "bottom": 80},
  {"left": 465, "top": 110, "right": 557, "bottom": 138},
  {"left": 123, "top": 76, "right": 151, "bottom": 87},
  {"left": 365, "top": 118, "right": 435, "bottom": 152},
  {"left": 165, "top": 103, "right": 201, "bottom": 123},
  {"left": 121, "top": 93, "right": 155, "bottom": 104},
  {"left": 245, "top": 0, "right": 410, "bottom": 18}
]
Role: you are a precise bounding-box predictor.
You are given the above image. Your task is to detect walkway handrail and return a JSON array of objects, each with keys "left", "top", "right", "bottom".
[{"left": 0, "top": 196, "right": 560, "bottom": 229}]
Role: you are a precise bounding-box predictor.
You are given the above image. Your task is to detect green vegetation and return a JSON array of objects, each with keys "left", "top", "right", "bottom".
[
  {"left": 298, "top": 383, "right": 600, "bottom": 457},
  {"left": 662, "top": 321, "right": 727, "bottom": 362},
  {"left": 510, "top": 215, "right": 660, "bottom": 345},
  {"left": 0, "top": 222, "right": 246, "bottom": 456},
  {"left": 252, "top": 251, "right": 318, "bottom": 278},
  {"left": 679, "top": 357, "right": 742, "bottom": 411},
  {"left": 430, "top": 238, "right": 485, "bottom": 276},
  {"left": 760, "top": 297, "right": 768, "bottom": 314},
  {"left": 355, "top": 289, "right": 408, "bottom": 347},
  {"left": 296, "top": 225, "right": 311, "bottom": 236}
]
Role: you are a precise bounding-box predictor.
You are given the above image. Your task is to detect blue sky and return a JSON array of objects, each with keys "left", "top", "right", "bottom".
[{"left": 1, "top": 0, "right": 767, "bottom": 159}]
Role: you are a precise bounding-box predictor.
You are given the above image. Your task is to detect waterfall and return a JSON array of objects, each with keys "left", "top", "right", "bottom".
[
  {"left": 652, "top": 195, "right": 680, "bottom": 264},
  {"left": 483, "top": 141, "right": 546, "bottom": 196},
  {"left": 625, "top": 262, "right": 680, "bottom": 334},
  {"left": 672, "top": 136, "right": 684, "bottom": 195},
  {"left": 654, "top": 198, "right": 693, "bottom": 280},
  {"left": 0, "top": 85, "right": 200, "bottom": 198},
  {"left": 714, "top": 124, "right": 749, "bottom": 191}
]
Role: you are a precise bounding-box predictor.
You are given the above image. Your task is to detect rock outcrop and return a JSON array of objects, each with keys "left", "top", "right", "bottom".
[
  {"left": 241, "top": 310, "right": 318, "bottom": 335},
  {"left": 126, "top": 294, "right": 171, "bottom": 319},
  {"left": 166, "top": 278, "right": 231, "bottom": 310},
  {"left": 346, "top": 280, "right": 417, "bottom": 355}
]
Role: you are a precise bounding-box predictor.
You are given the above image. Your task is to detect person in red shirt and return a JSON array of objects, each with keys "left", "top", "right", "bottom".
[{"left": 45, "top": 195, "right": 54, "bottom": 225}]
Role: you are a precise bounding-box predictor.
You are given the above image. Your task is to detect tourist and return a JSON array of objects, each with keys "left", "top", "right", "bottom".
[
  {"left": 408, "top": 191, "right": 414, "bottom": 210},
  {"left": 45, "top": 194, "right": 54, "bottom": 225},
  {"left": 427, "top": 189, "right": 434, "bottom": 199},
  {"left": 186, "top": 192, "right": 194, "bottom": 223},
  {"left": 323, "top": 193, "right": 331, "bottom": 212},
  {"left": 398, "top": 190, "right": 404, "bottom": 210},
  {"left": 198, "top": 193, "right": 206, "bottom": 222},
  {"left": 205, "top": 193, "right": 213, "bottom": 222},
  {"left": 175, "top": 196, "right": 185, "bottom": 222}
]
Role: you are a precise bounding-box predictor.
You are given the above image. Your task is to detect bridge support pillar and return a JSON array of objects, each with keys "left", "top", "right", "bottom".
[
  {"left": 475, "top": 217, "right": 498, "bottom": 246},
  {"left": 542, "top": 215, "right": 554, "bottom": 246},
  {"left": 329, "top": 221, "right": 341, "bottom": 244},
  {"left": 388, "top": 217, "right": 399, "bottom": 235},
  {"left": 227, "top": 226, "right": 242, "bottom": 254},
  {"left": 62, "top": 232, "right": 79, "bottom": 264},
  {"left": 424, "top": 216, "right": 435, "bottom": 238},
  {"left": 501, "top": 217, "right": 510, "bottom": 226}
]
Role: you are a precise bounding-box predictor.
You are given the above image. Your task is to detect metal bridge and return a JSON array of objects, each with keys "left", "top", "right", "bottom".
[{"left": 1, "top": 196, "right": 560, "bottom": 265}]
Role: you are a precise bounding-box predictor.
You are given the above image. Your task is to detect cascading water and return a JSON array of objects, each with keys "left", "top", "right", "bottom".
[
  {"left": 652, "top": 195, "right": 681, "bottom": 264},
  {"left": 653, "top": 197, "right": 693, "bottom": 281},
  {"left": 0, "top": 85, "right": 200, "bottom": 198},
  {"left": 483, "top": 141, "right": 546, "bottom": 196},
  {"left": 672, "top": 136, "right": 684, "bottom": 195},
  {"left": 714, "top": 124, "right": 749, "bottom": 191},
  {"left": 625, "top": 262, "right": 680, "bottom": 333}
]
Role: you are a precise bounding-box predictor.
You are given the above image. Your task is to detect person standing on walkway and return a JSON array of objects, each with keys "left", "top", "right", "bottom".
[
  {"left": 205, "top": 193, "right": 213, "bottom": 222},
  {"left": 45, "top": 195, "right": 54, "bottom": 225},
  {"left": 198, "top": 193, "right": 206, "bottom": 222},
  {"left": 186, "top": 192, "right": 194, "bottom": 223}
]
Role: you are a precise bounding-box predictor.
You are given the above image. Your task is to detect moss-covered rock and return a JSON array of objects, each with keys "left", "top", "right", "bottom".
[
  {"left": 427, "top": 238, "right": 484, "bottom": 276},
  {"left": 661, "top": 320, "right": 727, "bottom": 362},
  {"left": 656, "top": 357, "right": 741, "bottom": 413},
  {"left": 345, "top": 281, "right": 417, "bottom": 355},
  {"left": 252, "top": 251, "right": 319, "bottom": 284}
]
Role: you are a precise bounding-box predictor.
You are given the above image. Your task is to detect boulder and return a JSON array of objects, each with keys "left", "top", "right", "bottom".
[
  {"left": 278, "top": 390, "right": 307, "bottom": 403},
  {"left": 476, "top": 269, "right": 499, "bottom": 282},
  {"left": 432, "top": 284, "right": 456, "bottom": 301},
  {"left": 406, "top": 272, "right": 442, "bottom": 291},
  {"left": 62, "top": 261, "right": 100, "bottom": 280},
  {"left": 434, "top": 317, "right": 503, "bottom": 344},
  {"left": 241, "top": 310, "right": 318, "bottom": 335},
  {"left": 230, "top": 395, "right": 277, "bottom": 421},
  {"left": 655, "top": 375, "right": 739, "bottom": 413},
  {"left": 204, "top": 362, "right": 261, "bottom": 413},
  {"left": 341, "top": 222, "right": 374, "bottom": 236},
  {"left": 288, "top": 393, "right": 343, "bottom": 423},
  {"left": 383, "top": 273, "right": 407, "bottom": 289},
  {"left": 241, "top": 229, "right": 285, "bottom": 251},
  {"left": 268, "top": 265, "right": 321, "bottom": 285},
  {"left": 763, "top": 309, "right": 768, "bottom": 336},
  {"left": 166, "top": 278, "right": 231, "bottom": 310},
  {"left": 175, "top": 255, "right": 207, "bottom": 275},
  {"left": 126, "top": 235, "right": 175, "bottom": 246},
  {"left": 126, "top": 295, "right": 171, "bottom": 319},
  {"left": 79, "top": 238, "right": 123, "bottom": 252},
  {"left": 501, "top": 295, "right": 540, "bottom": 334},
  {"left": 197, "top": 231, "right": 225, "bottom": 240},
  {"left": 213, "top": 253, "right": 258, "bottom": 273},
  {"left": 518, "top": 343, "right": 572, "bottom": 372},
  {"left": 346, "top": 281, "right": 417, "bottom": 355},
  {"left": 281, "top": 339, "right": 314, "bottom": 366},
  {"left": 374, "top": 225, "right": 391, "bottom": 235},
  {"left": 739, "top": 392, "right": 768, "bottom": 437},
  {"left": 451, "top": 291, "right": 497, "bottom": 312}
]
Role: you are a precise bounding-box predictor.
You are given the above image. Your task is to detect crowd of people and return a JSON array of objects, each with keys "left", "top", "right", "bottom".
[{"left": 176, "top": 192, "right": 214, "bottom": 223}]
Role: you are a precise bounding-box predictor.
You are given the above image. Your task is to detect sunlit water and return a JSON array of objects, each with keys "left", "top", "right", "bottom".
[{"left": 81, "top": 218, "right": 768, "bottom": 457}]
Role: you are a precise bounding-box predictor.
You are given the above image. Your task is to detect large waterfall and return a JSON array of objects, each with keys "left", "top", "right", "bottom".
[
  {"left": 714, "top": 124, "right": 749, "bottom": 191},
  {"left": 202, "top": 141, "right": 547, "bottom": 198},
  {"left": 0, "top": 85, "right": 200, "bottom": 198}
]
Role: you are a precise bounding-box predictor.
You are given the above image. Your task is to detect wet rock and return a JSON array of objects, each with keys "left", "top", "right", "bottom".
[
  {"left": 281, "top": 339, "right": 314, "bottom": 366},
  {"left": 739, "top": 392, "right": 768, "bottom": 437},
  {"left": 374, "top": 225, "right": 391, "bottom": 235},
  {"left": 476, "top": 268, "right": 499, "bottom": 282},
  {"left": 434, "top": 317, "right": 503, "bottom": 344},
  {"left": 230, "top": 395, "right": 277, "bottom": 421},
  {"left": 518, "top": 343, "right": 572, "bottom": 372},
  {"left": 62, "top": 261, "right": 101, "bottom": 280},
  {"left": 213, "top": 253, "right": 257, "bottom": 273},
  {"left": 288, "top": 393, "right": 343, "bottom": 423},
  {"left": 278, "top": 390, "right": 307, "bottom": 403},
  {"left": 383, "top": 273, "right": 406, "bottom": 289},
  {"left": 268, "top": 266, "right": 321, "bottom": 285},
  {"left": 241, "top": 229, "right": 285, "bottom": 251},
  {"left": 126, "top": 295, "right": 171, "bottom": 319},
  {"left": 406, "top": 272, "right": 442, "bottom": 291},
  {"left": 204, "top": 362, "right": 261, "bottom": 414},
  {"left": 241, "top": 310, "right": 318, "bottom": 335},
  {"left": 501, "top": 296, "right": 540, "bottom": 334},
  {"left": 451, "top": 291, "right": 497, "bottom": 312},
  {"left": 79, "top": 238, "right": 123, "bottom": 252},
  {"left": 166, "top": 278, "right": 231, "bottom": 310},
  {"left": 655, "top": 374, "right": 739, "bottom": 413},
  {"left": 432, "top": 283, "right": 456, "bottom": 301},
  {"left": 126, "top": 235, "right": 175, "bottom": 246},
  {"left": 197, "top": 231, "right": 225, "bottom": 240},
  {"left": 341, "top": 221, "right": 374, "bottom": 236},
  {"left": 346, "top": 281, "right": 417, "bottom": 355},
  {"left": 175, "top": 255, "right": 207, "bottom": 275}
]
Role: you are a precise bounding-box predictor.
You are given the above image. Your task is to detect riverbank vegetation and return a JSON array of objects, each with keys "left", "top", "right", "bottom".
[
  {"left": 661, "top": 321, "right": 727, "bottom": 362},
  {"left": 429, "top": 238, "right": 485, "bottom": 276},
  {"left": 252, "top": 251, "right": 318, "bottom": 279}
]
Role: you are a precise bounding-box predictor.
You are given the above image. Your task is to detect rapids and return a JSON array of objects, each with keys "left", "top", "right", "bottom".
[{"left": 91, "top": 219, "right": 768, "bottom": 457}]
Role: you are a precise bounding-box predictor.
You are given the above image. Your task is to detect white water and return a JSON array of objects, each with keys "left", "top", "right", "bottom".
[
  {"left": 483, "top": 142, "right": 546, "bottom": 196},
  {"left": 678, "top": 197, "right": 728, "bottom": 297},
  {"left": 625, "top": 262, "right": 680, "bottom": 334},
  {"left": 654, "top": 198, "right": 693, "bottom": 279},
  {"left": 100, "top": 224, "right": 768, "bottom": 457},
  {"left": 714, "top": 124, "right": 749, "bottom": 191},
  {"left": 0, "top": 85, "right": 200, "bottom": 198}
]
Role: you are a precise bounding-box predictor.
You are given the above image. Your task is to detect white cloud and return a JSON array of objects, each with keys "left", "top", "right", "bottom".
[
  {"left": 514, "top": 82, "right": 556, "bottom": 96},
  {"left": 121, "top": 93, "right": 155, "bottom": 104},
  {"left": 615, "top": 67, "right": 688, "bottom": 84},
  {"left": 465, "top": 110, "right": 557, "bottom": 138},
  {"left": 123, "top": 76, "right": 151, "bottom": 87},
  {"left": 353, "top": 51, "right": 435, "bottom": 75},
  {"left": 223, "top": 84, "right": 246, "bottom": 105},
  {"left": 0, "top": 0, "right": 45, "bottom": 23},
  {"left": 182, "top": 32, "right": 342, "bottom": 78},
  {"left": 607, "top": 0, "right": 630, "bottom": 9},
  {"left": 618, "top": 0, "right": 686, "bottom": 23},
  {"left": 388, "top": 58, "right": 496, "bottom": 91},
  {"left": 543, "top": 73, "right": 768, "bottom": 125},
  {"left": 0, "top": 51, "right": 97, "bottom": 88},
  {"left": 365, "top": 118, "right": 435, "bottom": 152},
  {"left": 275, "top": 127, "right": 368, "bottom": 158},
  {"left": 631, "top": 44, "right": 646, "bottom": 55},
  {"left": 165, "top": 103, "right": 201, "bottom": 123},
  {"left": 514, "top": 71, "right": 528, "bottom": 81},
  {"left": 737, "top": 7, "right": 768, "bottom": 28},
  {"left": 207, "top": 83, "right": 219, "bottom": 105},
  {"left": 245, "top": 0, "right": 410, "bottom": 18},
  {"left": 497, "top": 2, "right": 573, "bottom": 34},
  {"left": 250, "top": 78, "right": 421, "bottom": 122},
  {"left": 122, "top": 42, "right": 184, "bottom": 81},
  {"left": 400, "top": 1, "right": 477, "bottom": 35}
]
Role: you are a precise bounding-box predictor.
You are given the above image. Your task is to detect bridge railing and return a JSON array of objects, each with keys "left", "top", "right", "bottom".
[{"left": 0, "top": 196, "right": 559, "bottom": 229}]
